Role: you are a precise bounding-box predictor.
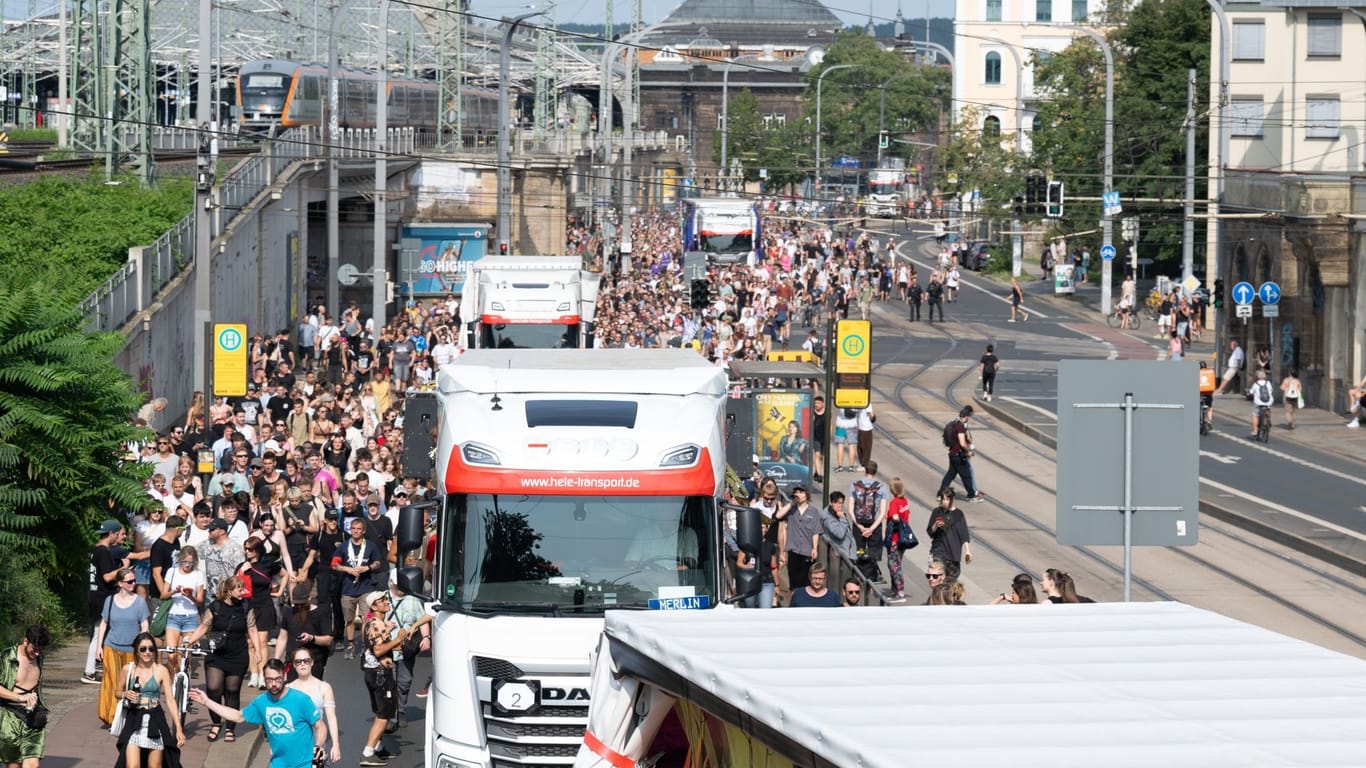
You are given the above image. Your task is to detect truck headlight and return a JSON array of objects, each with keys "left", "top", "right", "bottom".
[
  {"left": 659, "top": 444, "right": 700, "bottom": 467},
  {"left": 462, "top": 442, "right": 502, "bottom": 466}
]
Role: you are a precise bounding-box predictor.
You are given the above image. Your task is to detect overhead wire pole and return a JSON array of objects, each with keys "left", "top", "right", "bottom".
[
  {"left": 373, "top": 0, "right": 388, "bottom": 332},
  {"left": 985, "top": 37, "right": 1025, "bottom": 277},
  {"left": 435, "top": 0, "right": 465, "bottom": 152},
  {"left": 1203, "top": 0, "right": 1232, "bottom": 368},
  {"left": 193, "top": 0, "right": 215, "bottom": 396},
  {"left": 327, "top": 0, "right": 341, "bottom": 319},
  {"left": 497, "top": 11, "right": 543, "bottom": 257},
  {"left": 1061, "top": 25, "right": 1114, "bottom": 315},
  {"left": 815, "top": 63, "right": 855, "bottom": 199}
]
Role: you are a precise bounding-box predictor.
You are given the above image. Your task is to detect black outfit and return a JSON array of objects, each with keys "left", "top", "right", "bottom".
[
  {"left": 980, "top": 352, "right": 999, "bottom": 397},
  {"left": 926, "top": 282, "right": 944, "bottom": 322},
  {"left": 241, "top": 561, "right": 278, "bottom": 634},
  {"left": 907, "top": 284, "right": 922, "bottom": 321},
  {"left": 282, "top": 605, "right": 336, "bottom": 680},
  {"left": 203, "top": 598, "right": 252, "bottom": 731},
  {"left": 89, "top": 543, "right": 119, "bottom": 637},
  {"left": 149, "top": 538, "right": 178, "bottom": 597},
  {"left": 362, "top": 514, "right": 394, "bottom": 583},
  {"left": 927, "top": 506, "right": 971, "bottom": 581},
  {"left": 113, "top": 700, "right": 183, "bottom": 768},
  {"left": 310, "top": 526, "right": 345, "bottom": 647},
  {"left": 1047, "top": 595, "right": 1096, "bottom": 604}
]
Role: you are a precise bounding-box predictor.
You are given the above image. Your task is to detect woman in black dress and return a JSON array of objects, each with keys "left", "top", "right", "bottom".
[
  {"left": 236, "top": 538, "right": 281, "bottom": 692},
  {"left": 185, "top": 576, "right": 254, "bottom": 742}
]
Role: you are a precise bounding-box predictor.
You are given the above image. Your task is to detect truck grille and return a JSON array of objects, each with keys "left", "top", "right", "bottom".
[
  {"left": 473, "top": 655, "right": 525, "bottom": 680},
  {"left": 481, "top": 703, "right": 588, "bottom": 766}
]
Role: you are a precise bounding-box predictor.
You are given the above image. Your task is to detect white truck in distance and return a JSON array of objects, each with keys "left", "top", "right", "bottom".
[
  {"left": 681, "top": 197, "right": 760, "bottom": 266},
  {"left": 457, "top": 256, "right": 601, "bottom": 349},
  {"left": 394, "top": 349, "right": 762, "bottom": 768}
]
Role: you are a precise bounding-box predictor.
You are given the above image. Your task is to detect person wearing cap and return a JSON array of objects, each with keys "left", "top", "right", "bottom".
[
  {"left": 83, "top": 520, "right": 130, "bottom": 685},
  {"left": 310, "top": 508, "right": 346, "bottom": 657},
  {"left": 201, "top": 517, "right": 245, "bottom": 599},
  {"left": 380, "top": 578, "right": 429, "bottom": 729}
]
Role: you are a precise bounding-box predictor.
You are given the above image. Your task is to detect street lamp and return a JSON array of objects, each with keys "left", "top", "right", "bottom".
[
  {"left": 815, "top": 63, "right": 855, "bottom": 197},
  {"left": 1060, "top": 25, "right": 1113, "bottom": 316},
  {"left": 497, "top": 10, "right": 543, "bottom": 257},
  {"left": 720, "top": 54, "right": 762, "bottom": 192}
]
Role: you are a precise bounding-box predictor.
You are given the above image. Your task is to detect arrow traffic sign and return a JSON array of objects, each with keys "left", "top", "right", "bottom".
[
  {"left": 1257, "top": 281, "right": 1281, "bottom": 305},
  {"left": 1231, "top": 281, "right": 1255, "bottom": 305},
  {"left": 1100, "top": 244, "right": 1117, "bottom": 261}
]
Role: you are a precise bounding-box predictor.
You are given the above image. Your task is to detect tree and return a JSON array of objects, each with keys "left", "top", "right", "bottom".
[
  {"left": 1029, "top": 0, "right": 1210, "bottom": 264},
  {"left": 937, "top": 105, "right": 1022, "bottom": 217},
  {"left": 711, "top": 88, "right": 765, "bottom": 183},
  {"left": 0, "top": 282, "right": 153, "bottom": 608},
  {"left": 804, "top": 32, "right": 950, "bottom": 167}
]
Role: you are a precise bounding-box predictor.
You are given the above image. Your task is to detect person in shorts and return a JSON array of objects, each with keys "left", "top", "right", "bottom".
[
  {"left": 832, "top": 407, "right": 858, "bottom": 472},
  {"left": 332, "top": 519, "right": 382, "bottom": 661}
]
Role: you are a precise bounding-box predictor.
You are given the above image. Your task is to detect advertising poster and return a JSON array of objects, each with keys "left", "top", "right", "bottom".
[
  {"left": 1054, "top": 263, "right": 1075, "bottom": 295},
  {"left": 399, "top": 223, "right": 489, "bottom": 297},
  {"left": 754, "top": 391, "right": 812, "bottom": 492}
]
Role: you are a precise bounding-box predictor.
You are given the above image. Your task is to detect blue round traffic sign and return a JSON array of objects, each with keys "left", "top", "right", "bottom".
[
  {"left": 1100, "top": 244, "right": 1116, "bottom": 261},
  {"left": 1232, "top": 281, "right": 1255, "bottom": 305},
  {"left": 1257, "top": 281, "right": 1281, "bottom": 305}
]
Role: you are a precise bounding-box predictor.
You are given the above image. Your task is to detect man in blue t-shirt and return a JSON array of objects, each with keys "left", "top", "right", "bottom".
[{"left": 191, "top": 659, "right": 324, "bottom": 768}]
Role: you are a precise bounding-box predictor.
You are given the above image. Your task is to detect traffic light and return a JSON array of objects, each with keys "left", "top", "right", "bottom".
[
  {"left": 1013, "top": 195, "right": 1026, "bottom": 218},
  {"left": 1025, "top": 174, "right": 1046, "bottom": 214},
  {"left": 1046, "top": 180, "right": 1064, "bottom": 218},
  {"left": 499, "top": 242, "right": 509, "bottom": 255},
  {"left": 878, "top": 131, "right": 889, "bottom": 149},
  {"left": 690, "top": 279, "right": 710, "bottom": 310},
  {"left": 1213, "top": 277, "right": 1224, "bottom": 309}
]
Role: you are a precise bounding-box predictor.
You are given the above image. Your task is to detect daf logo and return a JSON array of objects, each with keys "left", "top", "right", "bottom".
[{"left": 540, "top": 686, "right": 590, "bottom": 702}]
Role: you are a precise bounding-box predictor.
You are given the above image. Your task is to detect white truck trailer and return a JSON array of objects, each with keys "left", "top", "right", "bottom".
[
  {"left": 395, "top": 349, "right": 762, "bottom": 768},
  {"left": 456, "top": 256, "right": 602, "bottom": 350}
]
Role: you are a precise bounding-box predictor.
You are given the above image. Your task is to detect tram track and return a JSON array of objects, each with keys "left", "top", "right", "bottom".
[{"left": 859, "top": 252, "right": 1366, "bottom": 650}]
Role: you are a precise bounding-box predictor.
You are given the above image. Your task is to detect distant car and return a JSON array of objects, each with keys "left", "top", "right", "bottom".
[{"left": 959, "top": 242, "right": 992, "bottom": 271}]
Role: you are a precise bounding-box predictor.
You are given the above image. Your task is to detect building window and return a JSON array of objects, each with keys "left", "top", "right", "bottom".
[
  {"left": 1072, "top": 0, "right": 1087, "bottom": 22},
  {"left": 1228, "top": 98, "right": 1264, "bottom": 137},
  {"left": 1232, "top": 21, "right": 1265, "bottom": 61},
  {"left": 1031, "top": 115, "right": 1043, "bottom": 133},
  {"left": 1305, "top": 96, "right": 1340, "bottom": 139},
  {"left": 986, "top": 0, "right": 1002, "bottom": 22},
  {"left": 762, "top": 113, "right": 786, "bottom": 129},
  {"left": 1307, "top": 14, "right": 1341, "bottom": 58},
  {"left": 985, "top": 52, "right": 1002, "bottom": 85},
  {"left": 983, "top": 115, "right": 1001, "bottom": 139},
  {"left": 1036, "top": 0, "right": 1051, "bottom": 22}
]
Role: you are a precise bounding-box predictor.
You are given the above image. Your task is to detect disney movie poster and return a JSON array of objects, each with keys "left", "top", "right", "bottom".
[{"left": 754, "top": 391, "right": 812, "bottom": 492}]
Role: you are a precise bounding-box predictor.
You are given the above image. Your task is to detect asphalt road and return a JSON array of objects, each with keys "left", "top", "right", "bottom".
[{"left": 249, "top": 652, "right": 432, "bottom": 768}]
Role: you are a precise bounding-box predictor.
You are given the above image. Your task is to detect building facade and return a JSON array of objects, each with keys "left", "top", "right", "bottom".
[
  {"left": 1215, "top": 1, "right": 1366, "bottom": 408},
  {"left": 953, "top": 0, "right": 1109, "bottom": 153}
]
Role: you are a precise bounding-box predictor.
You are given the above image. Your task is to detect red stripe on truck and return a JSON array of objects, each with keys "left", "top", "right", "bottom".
[{"left": 445, "top": 448, "right": 717, "bottom": 496}]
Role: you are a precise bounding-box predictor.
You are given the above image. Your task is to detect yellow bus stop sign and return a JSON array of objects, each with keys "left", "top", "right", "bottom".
[
  {"left": 213, "top": 323, "right": 248, "bottom": 397},
  {"left": 834, "top": 319, "right": 871, "bottom": 408}
]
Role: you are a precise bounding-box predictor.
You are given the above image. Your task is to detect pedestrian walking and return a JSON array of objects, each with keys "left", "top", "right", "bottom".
[
  {"left": 1008, "top": 278, "right": 1028, "bottom": 322},
  {"left": 184, "top": 576, "right": 254, "bottom": 743},
  {"left": 1279, "top": 369, "right": 1303, "bottom": 430},
  {"left": 925, "top": 273, "right": 945, "bottom": 322},
  {"left": 773, "top": 487, "right": 820, "bottom": 593},
  {"left": 926, "top": 489, "right": 973, "bottom": 582},
  {"left": 382, "top": 580, "right": 431, "bottom": 730},
  {"left": 938, "top": 406, "right": 984, "bottom": 502},
  {"left": 190, "top": 659, "right": 325, "bottom": 768},
  {"left": 85, "top": 520, "right": 129, "bottom": 686},
  {"left": 847, "top": 462, "right": 888, "bottom": 582},
  {"left": 979, "top": 344, "right": 1000, "bottom": 402},
  {"left": 906, "top": 275, "right": 922, "bottom": 322},
  {"left": 112, "top": 633, "right": 185, "bottom": 768},
  {"left": 97, "top": 567, "right": 151, "bottom": 726},
  {"left": 884, "top": 478, "right": 911, "bottom": 599},
  {"left": 854, "top": 405, "right": 876, "bottom": 469},
  {"left": 357, "top": 596, "right": 430, "bottom": 765},
  {"left": 287, "top": 650, "right": 341, "bottom": 765},
  {"left": 0, "top": 625, "right": 50, "bottom": 768}
]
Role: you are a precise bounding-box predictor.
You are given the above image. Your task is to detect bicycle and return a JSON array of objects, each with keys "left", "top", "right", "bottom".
[
  {"left": 1256, "top": 405, "right": 1272, "bottom": 443},
  {"left": 1106, "top": 305, "right": 1141, "bottom": 330},
  {"left": 161, "top": 644, "right": 208, "bottom": 718}
]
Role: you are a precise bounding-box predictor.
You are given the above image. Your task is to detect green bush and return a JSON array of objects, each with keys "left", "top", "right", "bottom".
[{"left": 0, "top": 556, "right": 78, "bottom": 646}]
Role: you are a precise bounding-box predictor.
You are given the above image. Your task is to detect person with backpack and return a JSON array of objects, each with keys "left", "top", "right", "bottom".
[
  {"left": 847, "top": 462, "right": 889, "bottom": 582},
  {"left": 1247, "top": 369, "right": 1276, "bottom": 440},
  {"left": 938, "top": 405, "right": 985, "bottom": 503}
]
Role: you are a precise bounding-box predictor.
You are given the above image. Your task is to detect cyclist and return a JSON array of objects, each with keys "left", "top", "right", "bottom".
[
  {"left": 1247, "top": 369, "right": 1275, "bottom": 440},
  {"left": 1198, "top": 361, "right": 1217, "bottom": 431}
]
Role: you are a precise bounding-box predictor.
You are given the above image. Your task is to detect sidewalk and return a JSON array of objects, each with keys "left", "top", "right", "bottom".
[{"left": 37, "top": 638, "right": 265, "bottom": 768}]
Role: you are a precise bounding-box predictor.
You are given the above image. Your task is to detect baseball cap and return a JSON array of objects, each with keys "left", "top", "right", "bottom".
[
  {"left": 207, "top": 518, "right": 230, "bottom": 532},
  {"left": 250, "top": 457, "right": 265, "bottom": 468},
  {"left": 392, "top": 489, "right": 408, "bottom": 498},
  {"left": 365, "top": 590, "right": 391, "bottom": 607},
  {"left": 97, "top": 519, "right": 123, "bottom": 535}
]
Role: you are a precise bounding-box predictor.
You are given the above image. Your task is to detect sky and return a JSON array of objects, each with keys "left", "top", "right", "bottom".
[{"left": 3, "top": 0, "right": 959, "bottom": 27}]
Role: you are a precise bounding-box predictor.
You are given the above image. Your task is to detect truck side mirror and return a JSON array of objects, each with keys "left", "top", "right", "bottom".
[
  {"left": 725, "top": 503, "right": 763, "bottom": 604},
  {"left": 396, "top": 501, "right": 431, "bottom": 553},
  {"left": 397, "top": 565, "right": 427, "bottom": 600}
]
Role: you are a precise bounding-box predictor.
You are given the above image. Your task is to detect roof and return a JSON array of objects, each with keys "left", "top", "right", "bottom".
[
  {"left": 663, "top": 0, "right": 841, "bottom": 25},
  {"left": 440, "top": 349, "right": 727, "bottom": 397},
  {"left": 727, "top": 360, "right": 824, "bottom": 379},
  {"left": 642, "top": 0, "right": 843, "bottom": 47},
  {"left": 602, "top": 602, "right": 1366, "bottom": 768}
]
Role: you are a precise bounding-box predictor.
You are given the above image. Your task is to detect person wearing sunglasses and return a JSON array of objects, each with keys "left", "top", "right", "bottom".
[
  {"left": 114, "top": 632, "right": 184, "bottom": 764},
  {"left": 191, "top": 658, "right": 325, "bottom": 768},
  {"left": 287, "top": 650, "right": 341, "bottom": 764},
  {"left": 96, "top": 568, "right": 150, "bottom": 727}
]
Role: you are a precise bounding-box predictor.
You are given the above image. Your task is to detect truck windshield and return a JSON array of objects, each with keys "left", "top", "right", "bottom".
[
  {"left": 480, "top": 323, "right": 580, "bottom": 349},
  {"left": 439, "top": 493, "right": 719, "bottom": 613},
  {"left": 697, "top": 232, "right": 753, "bottom": 255}
]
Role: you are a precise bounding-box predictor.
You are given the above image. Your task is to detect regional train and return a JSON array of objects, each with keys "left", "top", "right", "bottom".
[{"left": 235, "top": 59, "right": 499, "bottom": 135}]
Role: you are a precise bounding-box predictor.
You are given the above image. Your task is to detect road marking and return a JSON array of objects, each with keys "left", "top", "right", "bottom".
[
  {"left": 1059, "top": 325, "right": 1119, "bottom": 359},
  {"left": 1200, "top": 477, "right": 1366, "bottom": 542},
  {"left": 1223, "top": 431, "right": 1366, "bottom": 490},
  {"left": 1199, "top": 449, "right": 1241, "bottom": 465},
  {"left": 894, "top": 243, "right": 1051, "bottom": 319},
  {"left": 999, "top": 396, "right": 1057, "bottom": 420}
]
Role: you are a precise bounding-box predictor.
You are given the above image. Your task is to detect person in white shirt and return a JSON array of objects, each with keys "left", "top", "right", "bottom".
[{"left": 855, "top": 405, "right": 876, "bottom": 469}]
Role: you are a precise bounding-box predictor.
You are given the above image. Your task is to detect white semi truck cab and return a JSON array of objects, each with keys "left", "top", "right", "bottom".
[
  {"left": 395, "top": 349, "right": 762, "bottom": 768},
  {"left": 457, "top": 257, "right": 602, "bottom": 350}
]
